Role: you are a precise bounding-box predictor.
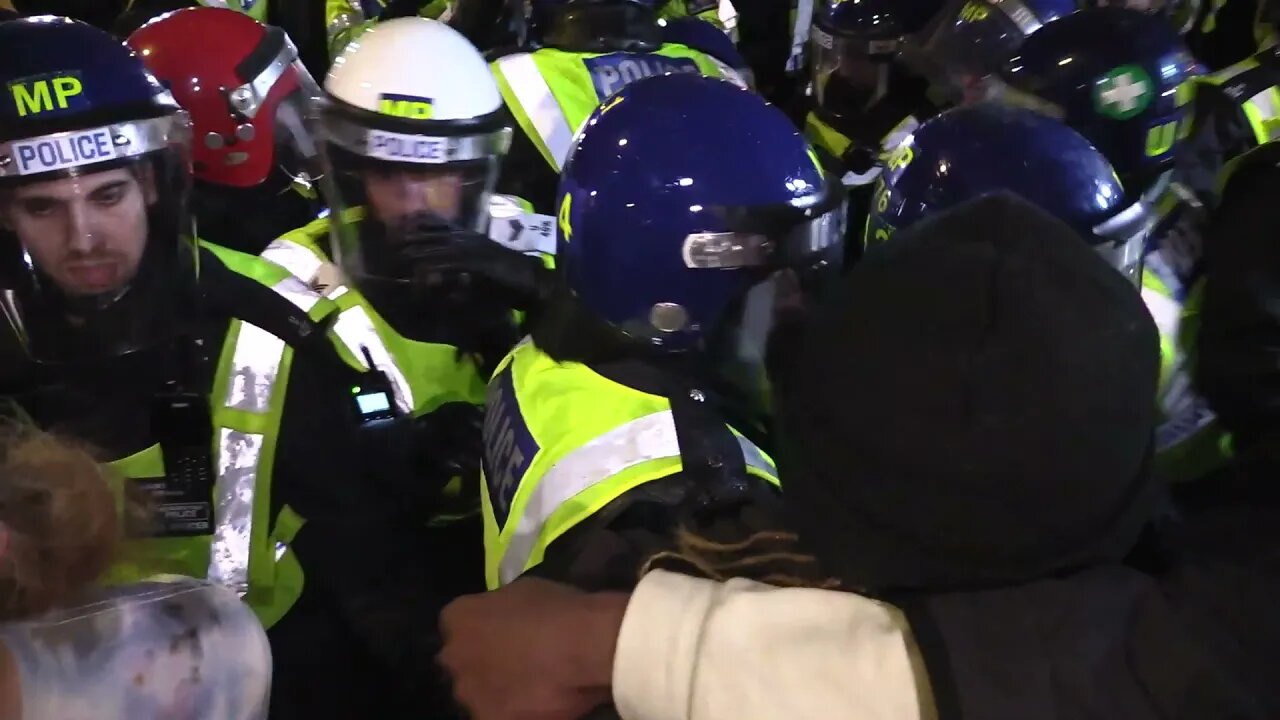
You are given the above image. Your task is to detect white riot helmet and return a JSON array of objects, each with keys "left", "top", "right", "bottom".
[{"left": 315, "top": 18, "right": 512, "bottom": 291}]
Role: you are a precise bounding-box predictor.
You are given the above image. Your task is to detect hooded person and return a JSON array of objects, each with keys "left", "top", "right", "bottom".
[{"left": 438, "top": 193, "right": 1259, "bottom": 720}]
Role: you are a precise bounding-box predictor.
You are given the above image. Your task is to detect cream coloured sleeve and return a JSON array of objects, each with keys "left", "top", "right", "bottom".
[{"left": 612, "top": 570, "right": 935, "bottom": 720}]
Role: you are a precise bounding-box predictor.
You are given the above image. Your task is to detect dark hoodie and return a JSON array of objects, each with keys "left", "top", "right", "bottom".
[{"left": 771, "top": 194, "right": 1268, "bottom": 719}]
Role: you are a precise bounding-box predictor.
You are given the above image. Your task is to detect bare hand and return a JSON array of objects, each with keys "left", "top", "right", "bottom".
[{"left": 438, "top": 578, "right": 629, "bottom": 720}]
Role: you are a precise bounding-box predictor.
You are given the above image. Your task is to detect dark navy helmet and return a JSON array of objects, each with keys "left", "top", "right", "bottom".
[
  {"left": 1082, "top": 0, "right": 1202, "bottom": 34},
  {"left": 994, "top": 8, "right": 1199, "bottom": 192},
  {"left": 810, "top": 0, "right": 945, "bottom": 108},
  {"left": 528, "top": 0, "right": 663, "bottom": 50},
  {"left": 916, "top": 0, "right": 1079, "bottom": 96},
  {"left": 866, "top": 103, "right": 1151, "bottom": 284},
  {"left": 556, "top": 73, "right": 844, "bottom": 354},
  {"left": 0, "top": 17, "right": 195, "bottom": 363}
]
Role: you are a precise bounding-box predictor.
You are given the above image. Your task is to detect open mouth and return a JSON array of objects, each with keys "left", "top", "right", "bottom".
[{"left": 63, "top": 261, "right": 121, "bottom": 294}]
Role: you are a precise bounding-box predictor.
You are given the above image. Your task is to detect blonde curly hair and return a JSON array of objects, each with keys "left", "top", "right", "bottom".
[{"left": 0, "top": 424, "right": 120, "bottom": 621}]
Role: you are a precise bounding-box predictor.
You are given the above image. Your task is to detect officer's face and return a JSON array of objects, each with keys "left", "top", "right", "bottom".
[
  {"left": 0, "top": 167, "right": 153, "bottom": 297},
  {"left": 363, "top": 167, "right": 465, "bottom": 226}
]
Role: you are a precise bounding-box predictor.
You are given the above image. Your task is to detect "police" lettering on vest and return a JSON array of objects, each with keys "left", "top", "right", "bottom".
[
  {"left": 8, "top": 73, "right": 86, "bottom": 118},
  {"left": 482, "top": 366, "right": 541, "bottom": 528},
  {"left": 583, "top": 53, "right": 702, "bottom": 102},
  {"left": 11, "top": 127, "right": 118, "bottom": 176},
  {"left": 366, "top": 129, "right": 449, "bottom": 164}
]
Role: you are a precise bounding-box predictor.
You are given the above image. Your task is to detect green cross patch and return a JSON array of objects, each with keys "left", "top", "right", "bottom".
[{"left": 1094, "top": 65, "right": 1154, "bottom": 121}]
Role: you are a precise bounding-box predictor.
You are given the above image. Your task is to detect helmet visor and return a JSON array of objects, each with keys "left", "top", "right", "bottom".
[
  {"left": 316, "top": 104, "right": 512, "bottom": 286},
  {"left": 0, "top": 113, "right": 196, "bottom": 362},
  {"left": 811, "top": 25, "right": 900, "bottom": 108}
]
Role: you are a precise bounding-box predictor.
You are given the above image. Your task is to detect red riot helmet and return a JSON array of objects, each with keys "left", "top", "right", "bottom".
[{"left": 126, "top": 7, "right": 322, "bottom": 190}]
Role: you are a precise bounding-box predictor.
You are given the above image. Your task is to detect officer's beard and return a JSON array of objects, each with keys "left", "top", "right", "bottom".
[
  {"left": 823, "top": 65, "right": 890, "bottom": 115},
  {"left": 357, "top": 217, "right": 519, "bottom": 374}
]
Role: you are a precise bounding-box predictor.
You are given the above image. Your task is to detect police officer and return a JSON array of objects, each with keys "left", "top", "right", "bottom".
[
  {"left": 0, "top": 17, "right": 444, "bottom": 718},
  {"left": 265, "top": 18, "right": 534, "bottom": 541},
  {"left": 983, "top": 8, "right": 1222, "bottom": 481},
  {"left": 126, "top": 7, "right": 325, "bottom": 256},
  {"left": 1182, "top": 0, "right": 1280, "bottom": 204},
  {"left": 490, "top": 0, "right": 747, "bottom": 215},
  {"left": 1185, "top": 0, "right": 1262, "bottom": 70},
  {"left": 866, "top": 104, "right": 1151, "bottom": 276},
  {"left": 991, "top": 7, "right": 1200, "bottom": 196},
  {"left": 913, "top": 0, "right": 1079, "bottom": 101},
  {"left": 479, "top": 73, "right": 846, "bottom": 591},
  {"left": 803, "top": 0, "right": 943, "bottom": 262}
]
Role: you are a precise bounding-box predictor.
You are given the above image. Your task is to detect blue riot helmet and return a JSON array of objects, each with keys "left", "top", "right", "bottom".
[
  {"left": 810, "top": 0, "right": 945, "bottom": 111},
  {"left": 0, "top": 17, "right": 194, "bottom": 363},
  {"left": 914, "top": 0, "right": 1078, "bottom": 99},
  {"left": 1083, "top": 0, "right": 1203, "bottom": 34},
  {"left": 528, "top": 0, "right": 664, "bottom": 51},
  {"left": 994, "top": 7, "right": 1199, "bottom": 194},
  {"left": 866, "top": 103, "right": 1151, "bottom": 284},
  {"left": 556, "top": 73, "right": 844, "bottom": 377}
]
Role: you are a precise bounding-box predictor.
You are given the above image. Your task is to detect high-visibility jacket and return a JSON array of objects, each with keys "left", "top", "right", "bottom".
[{"left": 480, "top": 339, "right": 779, "bottom": 589}]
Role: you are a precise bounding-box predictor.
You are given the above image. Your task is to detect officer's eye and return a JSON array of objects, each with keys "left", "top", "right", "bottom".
[
  {"left": 16, "top": 198, "right": 57, "bottom": 218},
  {"left": 89, "top": 182, "right": 128, "bottom": 208}
]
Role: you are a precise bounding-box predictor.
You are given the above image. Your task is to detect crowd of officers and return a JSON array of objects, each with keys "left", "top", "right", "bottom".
[{"left": 0, "top": 0, "right": 1276, "bottom": 717}]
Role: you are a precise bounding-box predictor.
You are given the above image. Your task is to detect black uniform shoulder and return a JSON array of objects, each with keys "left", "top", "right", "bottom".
[{"left": 1195, "top": 149, "right": 1280, "bottom": 443}]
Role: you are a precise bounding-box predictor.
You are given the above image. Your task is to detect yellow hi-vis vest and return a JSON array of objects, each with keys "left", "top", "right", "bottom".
[
  {"left": 480, "top": 339, "right": 780, "bottom": 589},
  {"left": 261, "top": 209, "right": 489, "bottom": 418},
  {"left": 103, "top": 243, "right": 332, "bottom": 630},
  {"left": 491, "top": 44, "right": 744, "bottom": 172}
]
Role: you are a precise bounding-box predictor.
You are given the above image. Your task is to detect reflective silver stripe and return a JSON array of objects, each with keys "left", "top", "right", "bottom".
[
  {"left": 990, "top": 0, "right": 1043, "bottom": 36},
  {"left": 210, "top": 278, "right": 324, "bottom": 591},
  {"left": 263, "top": 239, "right": 326, "bottom": 286},
  {"left": 718, "top": 0, "right": 738, "bottom": 37},
  {"left": 1245, "top": 88, "right": 1280, "bottom": 141},
  {"left": 331, "top": 304, "right": 416, "bottom": 415},
  {"left": 269, "top": 276, "right": 324, "bottom": 313},
  {"left": 498, "top": 410, "right": 774, "bottom": 585},
  {"left": 0, "top": 115, "right": 188, "bottom": 179},
  {"left": 496, "top": 54, "right": 577, "bottom": 170},
  {"left": 706, "top": 56, "right": 749, "bottom": 89},
  {"left": 228, "top": 37, "right": 298, "bottom": 120},
  {"left": 211, "top": 427, "right": 264, "bottom": 594},
  {"left": 1141, "top": 284, "right": 1182, "bottom": 346},
  {"left": 225, "top": 324, "right": 286, "bottom": 414},
  {"left": 323, "top": 111, "right": 513, "bottom": 165},
  {"left": 328, "top": 12, "right": 356, "bottom": 41},
  {"left": 225, "top": 279, "right": 322, "bottom": 414},
  {"left": 788, "top": 0, "right": 814, "bottom": 72}
]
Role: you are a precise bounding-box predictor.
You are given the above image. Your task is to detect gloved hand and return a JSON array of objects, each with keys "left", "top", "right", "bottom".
[{"left": 412, "top": 236, "right": 557, "bottom": 313}]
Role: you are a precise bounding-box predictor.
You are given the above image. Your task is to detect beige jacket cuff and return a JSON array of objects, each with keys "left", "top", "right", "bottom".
[{"left": 612, "top": 570, "right": 934, "bottom": 720}]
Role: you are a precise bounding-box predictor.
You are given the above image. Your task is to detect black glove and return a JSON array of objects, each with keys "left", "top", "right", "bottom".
[
  {"left": 379, "top": 0, "right": 429, "bottom": 19},
  {"left": 412, "top": 235, "right": 557, "bottom": 313}
]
